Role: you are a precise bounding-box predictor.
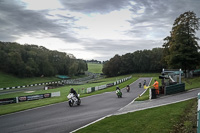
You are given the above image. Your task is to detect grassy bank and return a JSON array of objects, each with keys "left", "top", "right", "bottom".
[
  {"left": 76, "top": 98, "right": 197, "bottom": 133},
  {"left": 0, "top": 71, "right": 60, "bottom": 88},
  {"left": 87, "top": 63, "right": 103, "bottom": 73},
  {"left": 183, "top": 76, "right": 200, "bottom": 90},
  {"left": 0, "top": 62, "right": 102, "bottom": 88}
]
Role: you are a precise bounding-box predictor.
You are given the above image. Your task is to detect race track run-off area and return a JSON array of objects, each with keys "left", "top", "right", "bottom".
[{"left": 0, "top": 78, "right": 151, "bottom": 133}]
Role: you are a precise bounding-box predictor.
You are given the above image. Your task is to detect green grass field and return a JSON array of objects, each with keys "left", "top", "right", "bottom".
[
  {"left": 76, "top": 98, "right": 197, "bottom": 133},
  {"left": 0, "top": 71, "right": 60, "bottom": 88},
  {"left": 87, "top": 63, "right": 103, "bottom": 73}
]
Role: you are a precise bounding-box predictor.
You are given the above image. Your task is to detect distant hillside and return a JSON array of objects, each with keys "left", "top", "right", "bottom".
[{"left": 87, "top": 63, "right": 103, "bottom": 73}]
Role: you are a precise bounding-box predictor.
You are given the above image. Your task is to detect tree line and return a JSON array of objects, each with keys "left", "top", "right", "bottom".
[
  {"left": 103, "top": 11, "right": 200, "bottom": 77},
  {"left": 0, "top": 42, "right": 88, "bottom": 77},
  {"left": 102, "top": 48, "right": 166, "bottom": 77}
]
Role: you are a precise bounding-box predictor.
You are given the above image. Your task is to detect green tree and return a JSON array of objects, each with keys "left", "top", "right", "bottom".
[
  {"left": 102, "top": 54, "right": 122, "bottom": 77},
  {"left": 120, "top": 53, "right": 134, "bottom": 74},
  {"left": 163, "top": 11, "right": 200, "bottom": 73}
]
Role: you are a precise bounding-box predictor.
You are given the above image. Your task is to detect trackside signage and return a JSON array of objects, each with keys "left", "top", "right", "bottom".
[
  {"left": 0, "top": 91, "right": 59, "bottom": 105},
  {"left": 0, "top": 98, "right": 17, "bottom": 105},
  {"left": 19, "top": 93, "right": 51, "bottom": 102}
]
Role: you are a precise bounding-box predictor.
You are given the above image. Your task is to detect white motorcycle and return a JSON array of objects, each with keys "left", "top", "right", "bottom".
[{"left": 67, "top": 93, "right": 81, "bottom": 107}]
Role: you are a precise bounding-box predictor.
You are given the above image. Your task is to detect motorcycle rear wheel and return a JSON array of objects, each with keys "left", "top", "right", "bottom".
[{"left": 77, "top": 99, "right": 81, "bottom": 105}]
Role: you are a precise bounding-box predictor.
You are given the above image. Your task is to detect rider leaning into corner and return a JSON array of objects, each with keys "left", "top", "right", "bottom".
[{"left": 70, "top": 88, "right": 80, "bottom": 100}]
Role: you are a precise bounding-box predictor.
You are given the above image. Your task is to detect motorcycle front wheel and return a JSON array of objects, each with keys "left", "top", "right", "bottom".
[{"left": 69, "top": 100, "right": 73, "bottom": 107}]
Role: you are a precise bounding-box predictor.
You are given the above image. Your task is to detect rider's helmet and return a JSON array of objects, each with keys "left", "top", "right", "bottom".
[{"left": 70, "top": 88, "right": 74, "bottom": 92}]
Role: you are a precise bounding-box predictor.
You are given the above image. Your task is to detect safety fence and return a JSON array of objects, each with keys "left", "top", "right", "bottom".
[
  {"left": 0, "top": 91, "right": 60, "bottom": 105},
  {"left": 77, "top": 76, "right": 132, "bottom": 94},
  {"left": 165, "top": 83, "right": 185, "bottom": 95}
]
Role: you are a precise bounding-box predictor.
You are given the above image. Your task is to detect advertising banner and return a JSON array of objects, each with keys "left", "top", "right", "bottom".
[
  {"left": 98, "top": 85, "right": 106, "bottom": 90},
  {"left": 51, "top": 92, "right": 60, "bottom": 97},
  {"left": 18, "top": 96, "right": 27, "bottom": 102},
  {"left": 0, "top": 98, "right": 17, "bottom": 105},
  {"left": 106, "top": 83, "right": 114, "bottom": 87},
  {"left": 27, "top": 94, "right": 44, "bottom": 101},
  {"left": 18, "top": 93, "right": 51, "bottom": 102},
  {"left": 43, "top": 93, "right": 51, "bottom": 98},
  {"left": 87, "top": 87, "right": 91, "bottom": 93},
  {"left": 95, "top": 86, "right": 99, "bottom": 91}
]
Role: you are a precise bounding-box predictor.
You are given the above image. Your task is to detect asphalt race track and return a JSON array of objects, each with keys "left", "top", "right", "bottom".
[{"left": 0, "top": 78, "right": 151, "bottom": 133}]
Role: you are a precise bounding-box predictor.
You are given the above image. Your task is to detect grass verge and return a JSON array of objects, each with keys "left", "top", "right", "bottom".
[
  {"left": 0, "top": 71, "right": 60, "bottom": 88},
  {"left": 87, "top": 63, "right": 103, "bottom": 73},
  {"left": 76, "top": 98, "right": 197, "bottom": 133}
]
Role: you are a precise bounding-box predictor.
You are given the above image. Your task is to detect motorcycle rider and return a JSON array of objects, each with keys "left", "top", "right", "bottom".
[
  {"left": 126, "top": 85, "right": 130, "bottom": 92},
  {"left": 70, "top": 88, "right": 80, "bottom": 100},
  {"left": 116, "top": 86, "right": 120, "bottom": 90},
  {"left": 143, "top": 80, "right": 146, "bottom": 86}
]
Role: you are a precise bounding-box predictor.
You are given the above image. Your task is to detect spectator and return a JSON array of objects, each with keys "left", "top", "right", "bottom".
[{"left": 153, "top": 80, "right": 159, "bottom": 95}]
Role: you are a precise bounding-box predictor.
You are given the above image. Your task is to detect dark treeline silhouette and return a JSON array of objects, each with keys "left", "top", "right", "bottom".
[
  {"left": 102, "top": 48, "right": 167, "bottom": 77},
  {"left": 0, "top": 41, "right": 88, "bottom": 77},
  {"left": 86, "top": 59, "right": 101, "bottom": 64}
]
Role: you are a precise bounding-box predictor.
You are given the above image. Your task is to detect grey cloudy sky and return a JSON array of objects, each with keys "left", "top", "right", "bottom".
[{"left": 0, "top": 0, "right": 200, "bottom": 61}]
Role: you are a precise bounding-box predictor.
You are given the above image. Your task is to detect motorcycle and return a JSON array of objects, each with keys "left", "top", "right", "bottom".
[
  {"left": 116, "top": 89, "right": 122, "bottom": 98},
  {"left": 126, "top": 86, "right": 130, "bottom": 92},
  {"left": 67, "top": 93, "right": 81, "bottom": 107}
]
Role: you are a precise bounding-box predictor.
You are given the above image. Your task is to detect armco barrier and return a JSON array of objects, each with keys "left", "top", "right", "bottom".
[
  {"left": 165, "top": 83, "right": 185, "bottom": 95},
  {"left": 198, "top": 93, "right": 200, "bottom": 133}
]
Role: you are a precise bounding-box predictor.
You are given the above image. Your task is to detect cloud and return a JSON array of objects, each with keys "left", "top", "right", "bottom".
[
  {"left": 58, "top": 38, "right": 162, "bottom": 61},
  {"left": 127, "top": 0, "right": 200, "bottom": 41},
  {"left": 59, "top": 0, "right": 130, "bottom": 14},
  {"left": 0, "top": 0, "right": 199, "bottom": 61},
  {"left": 0, "top": 0, "right": 78, "bottom": 42}
]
